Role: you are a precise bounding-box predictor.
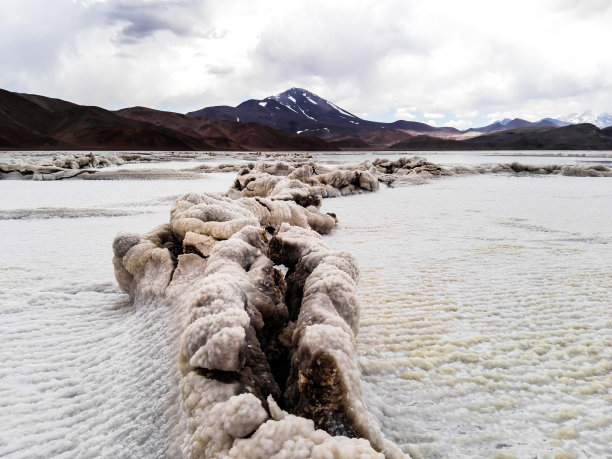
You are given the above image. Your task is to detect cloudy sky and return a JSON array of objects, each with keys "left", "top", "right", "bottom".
[{"left": 2, "top": 0, "right": 612, "bottom": 128}]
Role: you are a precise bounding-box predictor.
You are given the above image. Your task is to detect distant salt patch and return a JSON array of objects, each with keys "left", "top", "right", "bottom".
[{"left": 0, "top": 207, "right": 151, "bottom": 220}]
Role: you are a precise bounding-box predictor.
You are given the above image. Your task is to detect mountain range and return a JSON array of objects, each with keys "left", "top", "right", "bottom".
[
  {"left": 188, "top": 87, "right": 462, "bottom": 140},
  {"left": 2, "top": 86, "right": 612, "bottom": 151},
  {"left": 558, "top": 111, "right": 612, "bottom": 129},
  {"left": 189, "top": 88, "right": 612, "bottom": 149},
  {"left": 0, "top": 88, "right": 334, "bottom": 151}
]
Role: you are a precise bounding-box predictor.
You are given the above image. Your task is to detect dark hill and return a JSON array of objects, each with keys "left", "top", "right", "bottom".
[
  {"left": 464, "top": 124, "right": 612, "bottom": 150},
  {"left": 389, "top": 135, "right": 466, "bottom": 150},
  {"left": 389, "top": 123, "right": 612, "bottom": 150},
  {"left": 189, "top": 88, "right": 462, "bottom": 139},
  {"left": 116, "top": 106, "right": 335, "bottom": 151},
  {"left": 0, "top": 88, "right": 337, "bottom": 151}
]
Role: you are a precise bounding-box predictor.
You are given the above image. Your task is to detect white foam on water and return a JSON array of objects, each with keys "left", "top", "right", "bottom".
[
  {"left": 0, "top": 173, "right": 237, "bottom": 458},
  {"left": 322, "top": 174, "right": 612, "bottom": 458},
  {"left": 1, "top": 152, "right": 611, "bottom": 458}
]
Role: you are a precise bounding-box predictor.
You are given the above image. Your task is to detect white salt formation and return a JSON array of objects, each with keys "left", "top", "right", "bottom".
[
  {"left": 0, "top": 151, "right": 313, "bottom": 180},
  {"left": 370, "top": 156, "right": 612, "bottom": 179},
  {"left": 228, "top": 161, "right": 379, "bottom": 204},
  {"left": 112, "top": 161, "right": 407, "bottom": 458},
  {"left": 112, "top": 156, "right": 611, "bottom": 457}
]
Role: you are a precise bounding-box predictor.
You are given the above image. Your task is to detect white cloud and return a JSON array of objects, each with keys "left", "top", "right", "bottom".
[
  {"left": 424, "top": 113, "right": 445, "bottom": 119},
  {"left": 445, "top": 119, "right": 472, "bottom": 129},
  {"left": 394, "top": 108, "right": 417, "bottom": 119},
  {"left": 1, "top": 0, "right": 612, "bottom": 127}
]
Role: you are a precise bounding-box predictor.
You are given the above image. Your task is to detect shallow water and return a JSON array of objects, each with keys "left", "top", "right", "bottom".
[
  {"left": 0, "top": 174, "right": 235, "bottom": 458},
  {"left": 1, "top": 151, "right": 610, "bottom": 458},
  {"left": 322, "top": 174, "right": 612, "bottom": 458}
]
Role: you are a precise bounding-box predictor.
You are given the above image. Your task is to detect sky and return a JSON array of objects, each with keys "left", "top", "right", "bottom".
[{"left": 2, "top": 0, "right": 612, "bottom": 128}]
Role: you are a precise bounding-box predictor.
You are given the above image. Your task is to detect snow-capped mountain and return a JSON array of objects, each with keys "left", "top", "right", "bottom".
[
  {"left": 189, "top": 87, "right": 612, "bottom": 140},
  {"left": 469, "top": 117, "right": 571, "bottom": 134},
  {"left": 187, "top": 88, "right": 381, "bottom": 138},
  {"left": 559, "top": 111, "right": 612, "bottom": 128},
  {"left": 187, "top": 88, "right": 458, "bottom": 139}
]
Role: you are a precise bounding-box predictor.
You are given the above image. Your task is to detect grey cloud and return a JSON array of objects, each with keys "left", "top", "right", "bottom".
[
  {"left": 552, "top": 0, "right": 612, "bottom": 17},
  {"left": 206, "top": 63, "right": 234, "bottom": 75},
  {"left": 250, "top": 4, "right": 428, "bottom": 82},
  {"left": 103, "top": 0, "right": 220, "bottom": 44},
  {"left": 106, "top": 2, "right": 190, "bottom": 43}
]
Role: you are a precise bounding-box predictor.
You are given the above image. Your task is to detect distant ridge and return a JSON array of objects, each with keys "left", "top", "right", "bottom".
[
  {"left": 468, "top": 117, "right": 570, "bottom": 134},
  {"left": 188, "top": 88, "right": 458, "bottom": 139},
  {"left": 189, "top": 87, "right": 610, "bottom": 149},
  {"left": 389, "top": 124, "right": 612, "bottom": 151},
  {"left": 559, "top": 111, "right": 612, "bottom": 129},
  {"left": 0, "top": 88, "right": 337, "bottom": 151},
  {"left": 3, "top": 86, "right": 612, "bottom": 151}
]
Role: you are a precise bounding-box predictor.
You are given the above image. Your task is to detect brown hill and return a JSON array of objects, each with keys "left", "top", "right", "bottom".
[
  {"left": 463, "top": 124, "right": 612, "bottom": 150},
  {"left": 116, "top": 106, "right": 335, "bottom": 151},
  {"left": 389, "top": 135, "right": 467, "bottom": 150},
  {"left": 0, "top": 89, "right": 337, "bottom": 151},
  {"left": 358, "top": 129, "right": 414, "bottom": 148},
  {"left": 327, "top": 136, "right": 371, "bottom": 149},
  {"left": 388, "top": 124, "right": 612, "bottom": 150}
]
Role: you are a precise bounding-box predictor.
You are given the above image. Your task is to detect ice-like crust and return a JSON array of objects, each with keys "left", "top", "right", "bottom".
[
  {"left": 229, "top": 161, "right": 380, "bottom": 205},
  {"left": 370, "top": 156, "right": 612, "bottom": 181},
  {"left": 112, "top": 161, "right": 415, "bottom": 457}
]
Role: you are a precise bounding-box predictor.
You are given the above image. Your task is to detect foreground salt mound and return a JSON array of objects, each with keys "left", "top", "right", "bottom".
[{"left": 112, "top": 162, "right": 406, "bottom": 458}]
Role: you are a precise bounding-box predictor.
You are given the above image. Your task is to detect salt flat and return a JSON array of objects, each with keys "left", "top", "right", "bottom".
[{"left": 1, "top": 151, "right": 610, "bottom": 458}]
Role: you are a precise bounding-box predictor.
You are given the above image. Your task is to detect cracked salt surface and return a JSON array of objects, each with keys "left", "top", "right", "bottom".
[{"left": 322, "top": 173, "right": 612, "bottom": 458}]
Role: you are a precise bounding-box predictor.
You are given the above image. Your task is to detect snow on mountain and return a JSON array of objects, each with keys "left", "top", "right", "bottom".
[
  {"left": 264, "top": 87, "right": 360, "bottom": 123},
  {"left": 188, "top": 88, "right": 383, "bottom": 138},
  {"left": 559, "top": 111, "right": 612, "bottom": 128},
  {"left": 190, "top": 87, "right": 609, "bottom": 140}
]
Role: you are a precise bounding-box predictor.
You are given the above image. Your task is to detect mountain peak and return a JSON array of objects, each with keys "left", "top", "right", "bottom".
[{"left": 559, "top": 111, "right": 612, "bottom": 128}]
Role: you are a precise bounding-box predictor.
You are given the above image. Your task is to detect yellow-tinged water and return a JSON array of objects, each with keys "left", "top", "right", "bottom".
[{"left": 323, "top": 174, "right": 612, "bottom": 458}]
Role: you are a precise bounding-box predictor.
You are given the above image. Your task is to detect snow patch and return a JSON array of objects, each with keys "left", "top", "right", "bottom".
[
  {"left": 280, "top": 103, "right": 298, "bottom": 114},
  {"left": 296, "top": 105, "right": 316, "bottom": 121},
  {"left": 258, "top": 102, "right": 267, "bottom": 108},
  {"left": 288, "top": 96, "right": 297, "bottom": 103},
  {"left": 327, "top": 101, "right": 356, "bottom": 118}
]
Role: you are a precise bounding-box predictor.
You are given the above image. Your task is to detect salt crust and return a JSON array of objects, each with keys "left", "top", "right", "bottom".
[{"left": 112, "top": 160, "right": 430, "bottom": 458}]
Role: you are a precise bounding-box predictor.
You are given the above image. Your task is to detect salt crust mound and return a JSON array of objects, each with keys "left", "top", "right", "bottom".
[
  {"left": 370, "top": 156, "right": 612, "bottom": 178},
  {"left": 112, "top": 160, "right": 411, "bottom": 458},
  {"left": 0, "top": 152, "right": 125, "bottom": 180},
  {"left": 4, "top": 151, "right": 610, "bottom": 181},
  {"left": 110, "top": 155, "right": 612, "bottom": 457},
  {"left": 0, "top": 151, "right": 313, "bottom": 180}
]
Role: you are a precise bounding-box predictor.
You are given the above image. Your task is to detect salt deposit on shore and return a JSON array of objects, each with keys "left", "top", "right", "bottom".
[
  {"left": 112, "top": 161, "right": 409, "bottom": 457},
  {"left": 2, "top": 151, "right": 610, "bottom": 458}
]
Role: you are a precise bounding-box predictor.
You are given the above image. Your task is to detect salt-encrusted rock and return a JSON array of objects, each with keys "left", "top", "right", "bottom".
[
  {"left": 183, "top": 232, "right": 218, "bottom": 257},
  {"left": 112, "top": 160, "right": 408, "bottom": 458}
]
